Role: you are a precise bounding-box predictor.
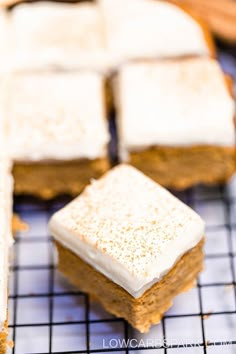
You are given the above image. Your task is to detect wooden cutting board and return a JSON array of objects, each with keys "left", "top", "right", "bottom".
[{"left": 169, "top": 0, "right": 236, "bottom": 43}]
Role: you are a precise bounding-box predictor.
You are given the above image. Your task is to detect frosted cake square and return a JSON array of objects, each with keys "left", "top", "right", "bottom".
[
  {"left": 7, "top": 71, "right": 110, "bottom": 198},
  {"left": 8, "top": 1, "right": 109, "bottom": 72},
  {"left": 115, "top": 58, "right": 235, "bottom": 189},
  {"left": 99, "top": 0, "right": 214, "bottom": 64},
  {"left": 49, "top": 164, "right": 205, "bottom": 332}
]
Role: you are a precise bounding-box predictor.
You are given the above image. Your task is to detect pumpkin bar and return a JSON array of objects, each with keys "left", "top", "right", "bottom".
[
  {"left": 8, "top": 1, "right": 109, "bottom": 72},
  {"left": 7, "top": 71, "right": 110, "bottom": 199},
  {"left": 49, "top": 164, "right": 205, "bottom": 332},
  {"left": 99, "top": 0, "right": 214, "bottom": 64},
  {"left": 115, "top": 57, "right": 235, "bottom": 189}
]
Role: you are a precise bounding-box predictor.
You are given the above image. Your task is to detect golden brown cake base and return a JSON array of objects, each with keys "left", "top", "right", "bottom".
[
  {"left": 56, "top": 238, "right": 204, "bottom": 333},
  {"left": 12, "top": 214, "right": 28, "bottom": 234},
  {"left": 129, "top": 145, "right": 235, "bottom": 190},
  {"left": 0, "top": 321, "right": 11, "bottom": 354},
  {"left": 13, "top": 158, "right": 110, "bottom": 199}
]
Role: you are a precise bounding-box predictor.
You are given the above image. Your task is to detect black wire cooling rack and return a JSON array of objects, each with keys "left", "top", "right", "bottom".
[{"left": 8, "top": 179, "right": 236, "bottom": 354}]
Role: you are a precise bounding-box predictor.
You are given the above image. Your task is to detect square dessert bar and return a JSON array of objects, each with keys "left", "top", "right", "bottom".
[
  {"left": 49, "top": 164, "right": 205, "bottom": 332},
  {"left": 8, "top": 1, "right": 109, "bottom": 72},
  {"left": 0, "top": 156, "right": 13, "bottom": 354},
  {"left": 7, "top": 71, "right": 110, "bottom": 199},
  {"left": 115, "top": 57, "right": 235, "bottom": 190},
  {"left": 99, "top": 0, "right": 214, "bottom": 63}
]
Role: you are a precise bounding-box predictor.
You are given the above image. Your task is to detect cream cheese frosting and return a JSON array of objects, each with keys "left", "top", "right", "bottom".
[
  {"left": 99, "top": 0, "right": 210, "bottom": 63},
  {"left": 0, "top": 156, "right": 13, "bottom": 330},
  {"left": 8, "top": 2, "right": 111, "bottom": 72},
  {"left": 49, "top": 164, "right": 205, "bottom": 298},
  {"left": 7, "top": 72, "right": 110, "bottom": 162},
  {"left": 0, "top": 9, "right": 9, "bottom": 74},
  {"left": 116, "top": 58, "right": 235, "bottom": 160}
]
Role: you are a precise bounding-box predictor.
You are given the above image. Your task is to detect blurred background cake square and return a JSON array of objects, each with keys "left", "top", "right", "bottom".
[
  {"left": 115, "top": 57, "right": 235, "bottom": 189},
  {"left": 8, "top": 1, "right": 110, "bottom": 72},
  {"left": 49, "top": 164, "right": 205, "bottom": 332},
  {"left": 99, "top": 0, "right": 213, "bottom": 64}
]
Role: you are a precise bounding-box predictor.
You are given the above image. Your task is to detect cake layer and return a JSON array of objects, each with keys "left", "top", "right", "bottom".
[
  {"left": 13, "top": 158, "right": 110, "bottom": 199},
  {"left": 116, "top": 57, "right": 235, "bottom": 160},
  {"left": 6, "top": 71, "right": 110, "bottom": 162},
  {"left": 56, "top": 238, "right": 204, "bottom": 332},
  {"left": 99, "top": 0, "right": 212, "bottom": 62},
  {"left": 129, "top": 145, "right": 235, "bottom": 190},
  {"left": 49, "top": 164, "right": 205, "bottom": 298}
]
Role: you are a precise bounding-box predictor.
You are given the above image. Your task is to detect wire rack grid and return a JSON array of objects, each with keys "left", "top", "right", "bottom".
[{"left": 6, "top": 174, "right": 236, "bottom": 354}]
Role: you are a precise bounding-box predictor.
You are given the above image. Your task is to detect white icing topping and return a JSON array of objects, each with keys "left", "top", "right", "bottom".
[
  {"left": 7, "top": 72, "right": 110, "bottom": 162},
  {"left": 99, "top": 0, "right": 210, "bottom": 63},
  {"left": 0, "top": 77, "right": 9, "bottom": 155},
  {"left": 9, "top": 2, "right": 111, "bottom": 72},
  {"left": 49, "top": 164, "right": 205, "bottom": 298},
  {"left": 116, "top": 58, "right": 235, "bottom": 159},
  {"left": 0, "top": 156, "right": 13, "bottom": 330},
  {"left": 0, "top": 10, "right": 9, "bottom": 74}
]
